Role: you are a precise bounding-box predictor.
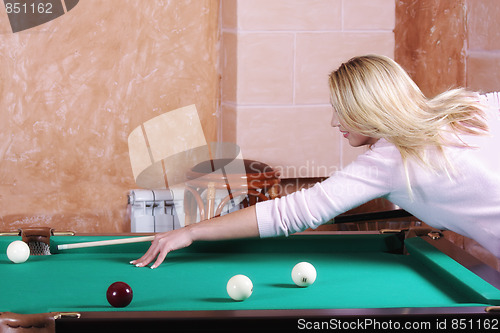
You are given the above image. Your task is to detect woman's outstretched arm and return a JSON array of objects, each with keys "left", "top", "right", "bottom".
[{"left": 130, "top": 205, "right": 259, "bottom": 269}]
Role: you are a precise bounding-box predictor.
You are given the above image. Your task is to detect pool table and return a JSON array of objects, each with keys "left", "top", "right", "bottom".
[{"left": 1, "top": 228, "right": 500, "bottom": 331}]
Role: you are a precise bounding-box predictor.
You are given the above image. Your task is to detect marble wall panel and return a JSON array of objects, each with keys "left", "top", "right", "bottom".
[{"left": 0, "top": 0, "right": 220, "bottom": 232}]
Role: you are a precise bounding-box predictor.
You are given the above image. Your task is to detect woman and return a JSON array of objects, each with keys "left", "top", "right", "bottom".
[{"left": 132, "top": 55, "right": 500, "bottom": 269}]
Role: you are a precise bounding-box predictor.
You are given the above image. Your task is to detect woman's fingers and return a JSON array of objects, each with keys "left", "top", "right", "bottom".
[
  {"left": 150, "top": 248, "right": 169, "bottom": 269},
  {"left": 131, "top": 228, "right": 193, "bottom": 268},
  {"left": 130, "top": 246, "right": 155, "bottom": 267},
  {"left": 130, "top": 235, "right": 163, "bottom": 267}
]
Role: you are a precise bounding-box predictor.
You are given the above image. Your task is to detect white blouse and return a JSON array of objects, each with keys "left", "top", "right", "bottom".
[{"left": 256, "top": 94, "right": 500, "bottom": 257}]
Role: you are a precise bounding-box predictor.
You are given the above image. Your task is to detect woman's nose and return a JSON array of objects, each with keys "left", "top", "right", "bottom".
[{"left": 331, "top": 113, "right": 340, "bottom": 127}]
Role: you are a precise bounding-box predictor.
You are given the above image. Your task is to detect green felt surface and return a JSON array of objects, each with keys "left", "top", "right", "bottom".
[{"left": 0, "top": 234, "right": 499, "bottom": 314}]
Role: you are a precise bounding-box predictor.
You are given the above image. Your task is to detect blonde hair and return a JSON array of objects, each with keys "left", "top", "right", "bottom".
[{"left": 329, "top": 55, "right": 488, "bottom": 192}]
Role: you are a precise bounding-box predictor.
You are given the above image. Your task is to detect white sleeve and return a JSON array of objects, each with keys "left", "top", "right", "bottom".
[{"left": 256, "top": 141, "right": 399, "bottom": 238}]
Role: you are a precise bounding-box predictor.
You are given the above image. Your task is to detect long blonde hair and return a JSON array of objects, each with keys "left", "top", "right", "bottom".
[{"left": 329, "top": 55, "right": 488, "bottom": 191}]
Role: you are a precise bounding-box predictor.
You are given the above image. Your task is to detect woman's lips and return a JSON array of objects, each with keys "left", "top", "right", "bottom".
[{"left": 341, "top": 131, "right": 349, "bottom": 138}]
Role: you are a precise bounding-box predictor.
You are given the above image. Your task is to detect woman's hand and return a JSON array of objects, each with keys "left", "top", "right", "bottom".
[
  {"left": 130, "top": 206, "right": 260, "bottom": 269},
  {"left": 130, "top": 226, "right": 194, "bottom": 269}
]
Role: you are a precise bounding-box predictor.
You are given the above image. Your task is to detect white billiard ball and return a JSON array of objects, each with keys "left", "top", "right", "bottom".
[
  {"left": 7, "top": 240, "right": 30, "bottom": 264},
  {"left": 291, "top": 262, "right": 317, "bottom": 287},
  {"left": 226, "top": 274, "right": 253, "bottom": 301}
]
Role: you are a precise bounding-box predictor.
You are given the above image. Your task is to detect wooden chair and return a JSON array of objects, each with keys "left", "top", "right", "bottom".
[{"left": 184, "top": 159, "right": 280, "bottom": 224}]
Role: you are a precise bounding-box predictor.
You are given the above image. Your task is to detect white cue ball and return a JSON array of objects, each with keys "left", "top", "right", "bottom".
[
  {"left": 226, "top": 274, "right": 253, "bottom": 301},
  {"left": 291, "top": 262, "right": 317, "bottom": 287},
  {"left": 7, "top": 240, "right": 30, "bottom": 264}
]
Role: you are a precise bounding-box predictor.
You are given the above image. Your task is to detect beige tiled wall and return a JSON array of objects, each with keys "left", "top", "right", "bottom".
[{"left": 220, "top": 0, "right": 395, "bottom": 178}]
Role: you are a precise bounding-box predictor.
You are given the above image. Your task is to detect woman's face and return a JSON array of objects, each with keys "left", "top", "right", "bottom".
[{"left": 331, "top": 109, "right": 378, "bottom": 147}]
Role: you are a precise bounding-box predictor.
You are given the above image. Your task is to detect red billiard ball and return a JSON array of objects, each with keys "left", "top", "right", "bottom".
[{"left": 106, "top": 282, "right": 133, "bottom": 307}]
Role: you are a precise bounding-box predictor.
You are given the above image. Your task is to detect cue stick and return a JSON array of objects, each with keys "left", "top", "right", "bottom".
[{"left": 57, "top": 235, "right": 155, "bottom": 250}]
